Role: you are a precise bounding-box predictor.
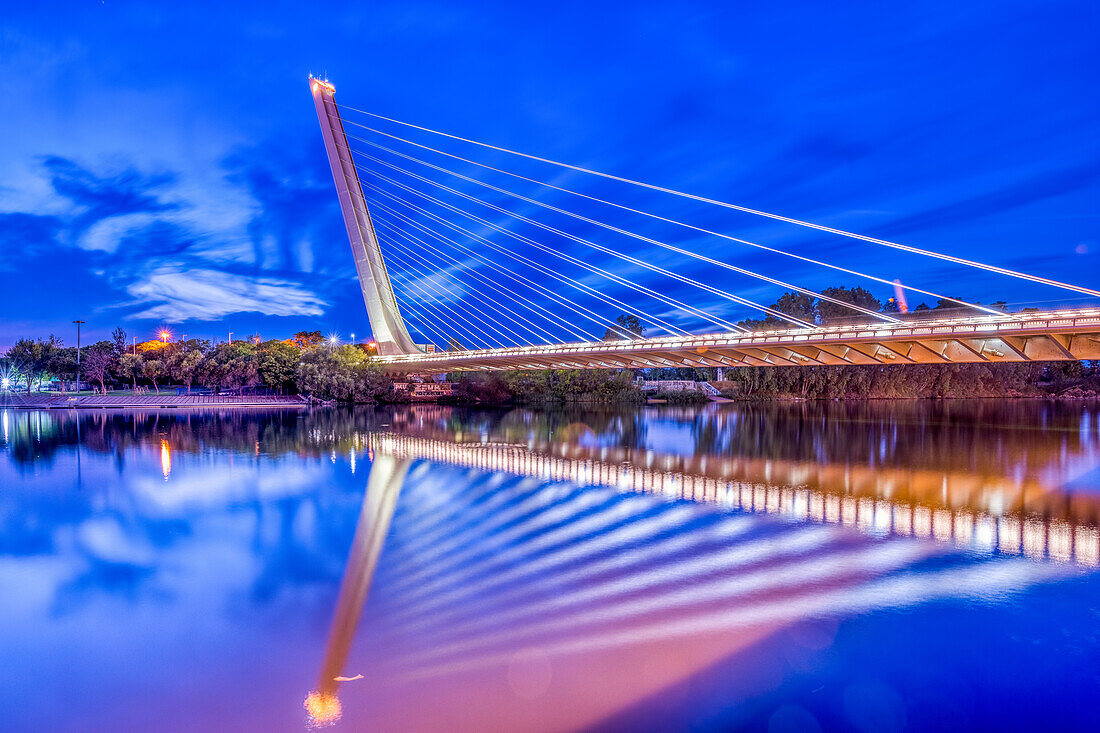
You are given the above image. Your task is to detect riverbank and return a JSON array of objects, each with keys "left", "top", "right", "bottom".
[{"left": 0, "top": 394, "right": 308, "bottom": 409}]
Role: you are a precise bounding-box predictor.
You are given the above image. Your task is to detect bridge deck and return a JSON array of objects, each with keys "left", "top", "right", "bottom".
[{"left": 375, "top": 307, "right": 1100, "bottom": 373}]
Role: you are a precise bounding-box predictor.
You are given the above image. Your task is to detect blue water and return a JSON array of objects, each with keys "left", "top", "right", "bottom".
[{"left": 1, "top": 403, "right": 1098, "bottom": 731}]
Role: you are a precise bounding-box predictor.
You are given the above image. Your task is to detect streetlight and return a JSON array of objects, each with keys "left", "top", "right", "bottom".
[{"left": 73, "top": 320, "right": 85, "bottom": 391}]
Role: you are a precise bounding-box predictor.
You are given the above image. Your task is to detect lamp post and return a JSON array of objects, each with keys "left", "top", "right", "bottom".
[{"left": 72, "top": 320, "right": 85, "bottom": 391}]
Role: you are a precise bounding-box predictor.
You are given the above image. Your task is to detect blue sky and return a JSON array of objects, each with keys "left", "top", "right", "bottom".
[{"left": 1, "top": 1, "right": 1097, "bottom": 348}]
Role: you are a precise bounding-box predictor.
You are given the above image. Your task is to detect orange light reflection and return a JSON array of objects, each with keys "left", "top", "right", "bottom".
[{"left": 160, "top": 439, "right": 171, "bottom": 480}]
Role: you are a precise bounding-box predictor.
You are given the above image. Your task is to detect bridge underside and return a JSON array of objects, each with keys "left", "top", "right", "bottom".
[{"left": 374, "top": 308, "right": 1100, "bottom": 374}]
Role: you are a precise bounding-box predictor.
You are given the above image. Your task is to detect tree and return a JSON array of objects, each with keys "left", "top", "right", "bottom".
[
  {"left": 293, "top": 330, "right": 324, "bottom": 349},
  {"left": 142, "top": 359, "right": 165, "bottom": 394},
  {"left": 117, "top": 353, "right": 143, "bottom": 392},
  {"left": 83, "top": 346, "right": 115, "bottom": 394},
  {"left": 818, "top": 286, "right": 882, "bottom": 325},
  {"left": 256, "top": 340, "right": 301, "bottom": 394},
  {"left": 111, "top": 327, "right": 128, "bottom": 357},
  {"left": 771, "top": 292, "right": 816, "bottom": 324},
  {"left": 602, "top": 314, "right": 646, "bottom": 341},
  {"left": 48, "top": 347, "right": 77, "bottom": 392},
  {"left": 295, "top": 345, "right": 389, "bottom": 402},
  {"left": 204, "top": 342, "right": 259, "bottom": 392},
  {"left": 933, "top": 297, "right": 964, "bottom": 311},
  {"left": 6, "top": 337, "right": 60, "bottom": 394},
  {"left": 738, "top": 291, "right": 821, "bottom": 332},
  {"left": 167, "top": 342, "right": 207, "bottom": 393}
]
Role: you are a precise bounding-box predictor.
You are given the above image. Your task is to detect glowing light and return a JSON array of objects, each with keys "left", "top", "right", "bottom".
[
  {"left": 0, "top": 377, "right": 9, "bottom": 390},
  {"left": 160, "top": 440, "right": 171, "bottom": 480},
  {"left": 304, "top": 691, "right": 341, "bottom": 727}
]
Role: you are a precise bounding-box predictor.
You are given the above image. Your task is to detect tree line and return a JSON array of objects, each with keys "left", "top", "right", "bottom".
[{"left": 2, "top": 330, "right": 397, "bottom": 402}]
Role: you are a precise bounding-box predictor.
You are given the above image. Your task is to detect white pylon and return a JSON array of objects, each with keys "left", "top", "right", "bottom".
[{"left": 310, "top": 77, "right": 421, "bottom": 355}]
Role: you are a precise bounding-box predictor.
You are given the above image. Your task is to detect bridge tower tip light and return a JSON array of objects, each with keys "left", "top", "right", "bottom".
[{"left": 309, "top": 75, "right": 335, "bottom": 93}]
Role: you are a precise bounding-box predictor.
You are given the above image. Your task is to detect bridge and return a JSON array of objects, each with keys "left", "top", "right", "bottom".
[{"left": 309, "top": 77, "right": 1100, "bottom": 374}]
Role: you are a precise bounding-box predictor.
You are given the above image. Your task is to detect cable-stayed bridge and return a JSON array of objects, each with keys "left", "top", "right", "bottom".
[{"left": 309, "top": 77, "right": 1100, "bottom": 374}]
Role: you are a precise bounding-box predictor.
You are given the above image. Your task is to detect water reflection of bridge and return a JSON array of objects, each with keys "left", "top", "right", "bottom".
[
  {"left": 366, "top": 433, "right": 1100, "bottom": 567},
  {"left": 308, "top": 429, "right": 1089, "bottom": 730}
]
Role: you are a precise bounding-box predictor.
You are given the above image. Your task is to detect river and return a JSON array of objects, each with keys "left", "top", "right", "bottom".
[{"left": 1, "top": 401, "right": 1099, "bottom": 731}]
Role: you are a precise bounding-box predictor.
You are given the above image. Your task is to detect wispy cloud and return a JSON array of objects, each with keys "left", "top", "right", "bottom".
[
  {"left": 2, "top": 152, "right": 334, "bottom": 324},
  {"left": 126, "top": 266, "right": 326, "bottom": 321}
]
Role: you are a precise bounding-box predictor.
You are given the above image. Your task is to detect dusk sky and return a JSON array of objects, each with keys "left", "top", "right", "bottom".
[{"left": 2, "top": 1, "right": 1097, "bottom": 348}]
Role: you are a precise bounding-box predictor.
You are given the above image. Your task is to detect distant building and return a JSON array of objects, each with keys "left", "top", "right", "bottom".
[
  {"left": 393, "top": 380, "right": 455, "bottom": 401},
  {"left": 636, "top": 379, "right": 703, "bottom": 392}
]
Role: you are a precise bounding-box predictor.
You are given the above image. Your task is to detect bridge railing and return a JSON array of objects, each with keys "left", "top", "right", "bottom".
[{"left": 375, "top": 306, "right": 1100, "bottom": 364}]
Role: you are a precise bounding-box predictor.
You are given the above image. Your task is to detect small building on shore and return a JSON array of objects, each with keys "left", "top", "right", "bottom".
[
  {"left": 636, "top": 379, "right": 704, "bottom": 393},
  {"left": 393, "top": 380, "right": 456, "bottom": 401}
]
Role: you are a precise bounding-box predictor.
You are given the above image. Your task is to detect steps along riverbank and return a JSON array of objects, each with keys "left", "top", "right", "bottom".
[{"left": 0, "top": 394, "right": 309, "bottom": 409}]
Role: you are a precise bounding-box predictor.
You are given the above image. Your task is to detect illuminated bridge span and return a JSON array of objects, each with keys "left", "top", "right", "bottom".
[
  {"left": 374, "top": 308, "right": 1100, "bottom": 373},
  {"left": 310, "top": 77, "right": 1100, "bottom": 372},
  {"left": 366, "top": 433, "right": 1100, "bottom": 567}
]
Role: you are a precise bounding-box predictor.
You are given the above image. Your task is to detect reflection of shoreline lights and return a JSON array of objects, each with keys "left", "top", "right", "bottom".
[
  {"left": 160, "top": 440, "right": 171, "bottom": 480},
  {"left": 304, "top": 691, "right": 341, "bottom": 727}
]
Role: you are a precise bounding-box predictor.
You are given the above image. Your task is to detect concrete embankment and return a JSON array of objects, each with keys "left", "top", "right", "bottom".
[{"left": 0, "top": 394, "right": 309, "bottom": 409}]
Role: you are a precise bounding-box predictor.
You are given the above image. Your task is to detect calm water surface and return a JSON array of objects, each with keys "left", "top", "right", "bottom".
[{"left": 2, "top": 401, "right": 1099, "bottom": 732}]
